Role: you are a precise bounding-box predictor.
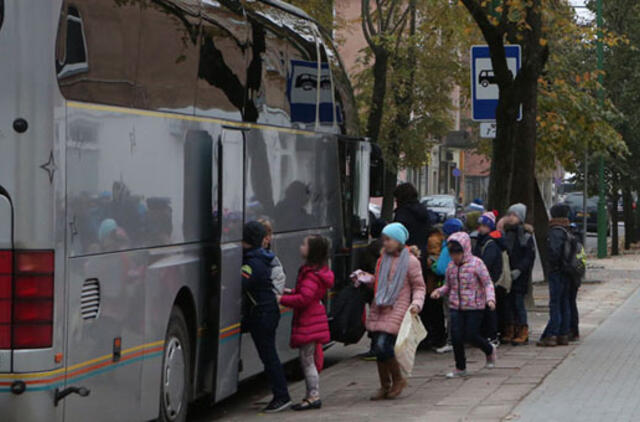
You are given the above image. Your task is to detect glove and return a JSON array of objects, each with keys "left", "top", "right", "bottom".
[{"left": 511, "top": 269, "right": 521, "bottom": 280}]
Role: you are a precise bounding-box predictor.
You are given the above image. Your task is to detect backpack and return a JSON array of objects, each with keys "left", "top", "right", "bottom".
[
  {"left": 481, "top": 239, "right": 512, "bottom": 293},
  {"left": 560, "top": 228, "right": 586, "bottom": 286},
  {"left": 329, "top": 284, "right": 367, "bottom": 345}
]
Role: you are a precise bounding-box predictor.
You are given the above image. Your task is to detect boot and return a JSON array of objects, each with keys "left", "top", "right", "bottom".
[
  {"left": 556, "top": 335, "right": 569, "bottom": 346},
  {"left": 500, "top": 324, "right": 514, "bottom": 344},
  {"left": 370, "top": 361, "right": 391, "bottom": 401},
  {"left": 386, "top": 358, "right": 408, "bottom": 399},
  {"left": 512, "top": 325, "right": 529, "bottom": 345},
  {"left": 536, "top": 336, "right": 557, "bottom": 347}
]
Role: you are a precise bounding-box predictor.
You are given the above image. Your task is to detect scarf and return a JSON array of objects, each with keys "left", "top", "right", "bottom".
[{"left": 375, "top": 247, "right": 410, "bottom": 307}]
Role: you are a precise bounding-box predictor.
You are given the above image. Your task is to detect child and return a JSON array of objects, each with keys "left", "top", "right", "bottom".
[
  {"left": 362, "top": 222, "right": 425, "bottom": 400},
  {"left": 258, "top": 218, "right": 286, "bottom": 295},
  {"left": 431, "top": 232, "right": 496, "bottom": 378},
  {"left": 241, "top": 221, "right": 291, "bottom": 412},
  {"left": 278, "top": 235, "right": 334, "bottom": 411}
]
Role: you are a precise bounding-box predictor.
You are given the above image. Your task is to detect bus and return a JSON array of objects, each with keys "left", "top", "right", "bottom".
[{"left": 0, "top": 0, "right": 381, "bottom": 420}]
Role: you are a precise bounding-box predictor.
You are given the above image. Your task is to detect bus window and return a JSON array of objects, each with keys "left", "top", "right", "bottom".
[
  {"left": 56, "top": 0, "right": 140, "bottom": 106},
  {"left": 196, "top": 1, "right": 248, "bottom": 121},
  {"left": 135, "top": 0, "right": 200, "bottom": 112}
]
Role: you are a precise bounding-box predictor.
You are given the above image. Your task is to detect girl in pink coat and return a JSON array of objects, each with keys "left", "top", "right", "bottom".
[
  {"left": 278, "top": 235, "right": 334, "bottom": 411},
  {"left": 431, "top": 231, "right": 497, "bottom": 378}
]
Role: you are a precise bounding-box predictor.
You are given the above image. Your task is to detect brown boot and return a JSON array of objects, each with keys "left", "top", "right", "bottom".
[
  {"left": 556, "top": 335, "right": 569, "bottom": 346},
  {"left": 370, "top": 361, "right": 391, "bottom": 401},
  {"left": 536, "top": 336, "right": 558, "bottom": 347},
  {"left": 386, "top": 358, "right": 407, "bottom": 399},
  {"left": 512, "top": 325, "right": 529, "bottom": 345},
  {"left": 500, "top": 324, "right": 514, "bottom": 344}
]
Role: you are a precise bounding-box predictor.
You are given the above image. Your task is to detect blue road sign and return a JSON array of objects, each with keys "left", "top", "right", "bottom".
[
  {"left": 452, "top": 168, "right": 462, "bottom": 178},
  {"left": 471, "top": 45, "right": 521, "bottom": 121}
]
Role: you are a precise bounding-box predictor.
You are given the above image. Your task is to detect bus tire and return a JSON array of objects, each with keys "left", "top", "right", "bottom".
[{"left": 159, "top": 307, "right": 191, "bottom": 422}]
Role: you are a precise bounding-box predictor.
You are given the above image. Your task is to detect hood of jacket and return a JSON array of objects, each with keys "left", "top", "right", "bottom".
[
  {"left": 448, "top": 231, "right": 473, "bottom": 264},
  {"left": 302, "top": 265, "right": 335, "bottom": 289}
]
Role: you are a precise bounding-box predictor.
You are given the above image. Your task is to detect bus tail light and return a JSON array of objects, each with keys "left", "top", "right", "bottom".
[{"left": 0, "top": 250, "right": 54, "bottom": 349}]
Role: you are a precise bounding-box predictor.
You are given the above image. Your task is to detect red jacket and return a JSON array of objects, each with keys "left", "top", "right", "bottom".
[{"left": 280, "top": 265, "right": 334, "bottom": 348}]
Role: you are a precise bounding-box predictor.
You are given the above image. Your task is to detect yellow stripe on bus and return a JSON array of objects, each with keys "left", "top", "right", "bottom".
[
  {"left": 0, "top": 340, "right": 165, "bottom": 380},
  {"left": 219, "top": 323, "right": 241, "bottom": 334},
  {"left": 66, "top": 101, "right": 316, "bottom": 136}
]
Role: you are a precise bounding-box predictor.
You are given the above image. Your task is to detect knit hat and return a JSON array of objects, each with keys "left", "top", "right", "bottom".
[
  {"left": 477, "top": 211, "right": 496, "bottom": 230},
  {"left": 550, "top": 204, "right": 570, "bottom": 219},
  {"left": 507, "top": 203, "right": 527, "bottom": 223},
  {"left": 442, "top": 218, "right": 464, "bottom": 236},
  {"left": 98, "top": 219, "right": 117, "bottom": 242},
  {"left": 243, "top": 221, "right": 266, "bottom": 248},
  {"left": 382, "top": 222, "right": 409, "bottom": 245}
]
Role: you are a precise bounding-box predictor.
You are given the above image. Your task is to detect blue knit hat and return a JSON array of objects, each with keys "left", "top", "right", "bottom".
[
  {"left": 382, "top": 222, "right": 409, "bottom": 245},
  {"left": 477, "top": 211, "right": 496, "bottom": 231},
  {"left": 443, "top": 218, "right": 464, "bottom": 236}
]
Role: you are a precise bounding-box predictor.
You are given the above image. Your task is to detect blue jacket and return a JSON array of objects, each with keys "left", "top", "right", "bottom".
[{"left": 242, "top": 247, "right": 278, "bottom": 311}]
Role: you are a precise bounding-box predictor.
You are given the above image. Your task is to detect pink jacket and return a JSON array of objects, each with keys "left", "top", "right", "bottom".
[
  {"left": 436, "top": 232, "right": 495, "bottom": 310},
  {"left": 280, "top": 265, "right": 334, "bottom": 348},
  {"left": 366, "top": 252, "right": 426, "bottom": 336}
]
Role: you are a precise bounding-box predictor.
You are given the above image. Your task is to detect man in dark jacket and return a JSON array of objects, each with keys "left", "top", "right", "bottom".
[
  {"left": 242, "top": 221, "right": 291, "bottom": 412},
  {"left": 393, "top": 183, "right": 431, "bottom": 252},
  {"left": 537, "top": 205, "right": 572, "bottom": 347},
  {"left": 503, "top": 203, "right": 536, "bottom": 345},
  {"left": 474, "top": 212, "right": 503, "bottom": 345}
]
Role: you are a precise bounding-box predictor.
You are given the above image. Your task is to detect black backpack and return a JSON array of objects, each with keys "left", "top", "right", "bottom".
[
  {"left": 329, "top": 284, "right": 367, "bottom": 345},
  {"left": 558, "top": 227, "right": 586, "bottom": 285}
]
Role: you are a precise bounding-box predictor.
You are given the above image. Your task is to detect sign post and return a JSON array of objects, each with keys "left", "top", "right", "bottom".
[{"left": 471, "top": 45, "right": 522, "bottom": 122}]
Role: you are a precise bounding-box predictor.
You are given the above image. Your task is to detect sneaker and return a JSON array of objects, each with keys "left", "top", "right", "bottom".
[
  {"left": 436, "top": 344, "right": 453, "bottom": 354},
  {"left": 490, "top": 338, "right": 500, "bottom": 348},
  {"left": 358, "top": 350, "right": 377, "bottom": 361},
  {"left": 263, "top": 398, "right": 292, "bottom": 413},
  {"left": 536, "top": 336, "right": 557, "bottom": 347},
  {"left": 446, "top": 369, "right": 467, "bottom": 379},
  {"left": 485, "top": 344, "right": 497, "bottom": 369}
]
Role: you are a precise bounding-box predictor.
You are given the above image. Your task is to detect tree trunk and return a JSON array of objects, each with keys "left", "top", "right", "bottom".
[
  {"left": 365, "top": 50, "right": 389, "bottom": 143},
  {"left": 533, "top": 179, "right": 550, "bottom": 281},
  {"left": 381, "top": 168, "right": 398, "bottom": 222},
  {"left": 623, "top": 186, "right": 636, "bottom": 248}
]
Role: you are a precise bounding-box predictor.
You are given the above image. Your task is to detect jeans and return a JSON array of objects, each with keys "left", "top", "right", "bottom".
[
  {"left": 421, "top": 297, "right": 446, "bottom": 347},
  {"left": 371, "top": 332, "right": 397, "bottom": 362},
  {"left": 569, "top": 282, "right": 579, "bottom": 337},
  {"left": 505, "top": 292, "right": 528, "bottom": 325},
  {"left": 541, "top": 272, "right": 571, "bottom": 338},
  {"left": 495, "top": 286, "right": 508, "bottom": 335},
  {"left": 481, "top": 306, "right": 498, "bottom": 341},
  {"left": 247, "top": 308, "right": 290, "bottom": 401},
  {"left": 450, "top": 309, "right": 493, "bottom": 371}
]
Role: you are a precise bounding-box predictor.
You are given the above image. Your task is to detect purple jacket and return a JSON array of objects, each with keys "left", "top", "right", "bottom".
[{"left": 436, "top": 232, "right": 495, "bottom": 310}]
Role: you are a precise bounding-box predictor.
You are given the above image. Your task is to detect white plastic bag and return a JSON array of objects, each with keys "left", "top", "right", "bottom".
[{"left": 394, "top": 310, "right": 427, "bottom": 377}]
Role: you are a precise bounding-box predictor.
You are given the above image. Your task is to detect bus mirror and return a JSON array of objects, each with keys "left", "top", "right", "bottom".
[{"left": 369, "top": 144, "right": 384, "bottom": 198}]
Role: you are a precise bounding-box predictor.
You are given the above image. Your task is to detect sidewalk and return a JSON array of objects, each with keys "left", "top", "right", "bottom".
[
  {"left": 511, "top": 260, "right": 640, "bottom": 421},
  {"left": 198, "top": 255, "right": 640, "bottom": 422}
]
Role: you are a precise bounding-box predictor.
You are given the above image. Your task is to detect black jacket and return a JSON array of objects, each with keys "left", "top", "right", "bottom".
[
  {"left": 547, "top": 219, "right": 570, "bottom": 274},
  {"left": 474, "top": 232, "right": 504, "bottom": 283},
  {"left": 504, "top": 224, "right": 536, "bottom": 294},
  {"left": 394, "top": 201, "right": 431, "bottom": 251}
]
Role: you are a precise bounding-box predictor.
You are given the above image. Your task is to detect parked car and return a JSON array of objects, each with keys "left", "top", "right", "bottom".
[
  {"left": 421, "top": 195, "right": 464, "bottom": 223},
  {"left": 562, "top": 193, "right": 610, "bottom": 234}
]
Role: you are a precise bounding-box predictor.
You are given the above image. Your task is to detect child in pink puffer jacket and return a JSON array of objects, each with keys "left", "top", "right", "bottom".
[{"left": 431, "top": 231, "right": 496, "bottom": 378}]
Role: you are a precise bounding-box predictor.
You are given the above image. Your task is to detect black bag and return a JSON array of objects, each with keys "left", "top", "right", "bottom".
[
  {"left": 329, "top": 284, "right": 367, "bottom": 344},
  {"left": 560, "top": 228, "right": 586, "bottom": 286}
]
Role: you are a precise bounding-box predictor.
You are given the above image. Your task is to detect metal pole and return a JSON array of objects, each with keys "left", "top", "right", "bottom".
[
  {"left": 596, "top": 0, "right": 608, "bottom": 258},
  {"left": 584, "top": 150, "right": 588, "bottom": 246}
]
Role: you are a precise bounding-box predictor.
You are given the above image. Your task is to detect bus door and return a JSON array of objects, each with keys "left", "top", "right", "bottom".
[{"left": 213, "top": 128, "right": 245, "bottom": 401}]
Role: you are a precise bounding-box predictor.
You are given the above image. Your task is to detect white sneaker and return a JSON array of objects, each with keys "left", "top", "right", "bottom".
[
  {"left": 485, "top": 344, "right": 497, "bottom": 369},
  {"left": 436, "top": 344, "right": 453, "bottom": 354},
  {"left": 446, "top": 369, "right": 467, "bottom": 379},
  {"left": 490, "top": 338, "right": 500, "bottom": 348}
]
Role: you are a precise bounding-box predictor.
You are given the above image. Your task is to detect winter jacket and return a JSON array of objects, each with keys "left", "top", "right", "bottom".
[
  {"left": 394, "top": 201, "right": 431, "bottom": 251},
  {"left": 366, "top": 252, "right": 426, "bottom": 335},
  {"left": 473, "top": 231, "right": 505, "bottom": 283},
  {"left": 242, "top": 247, "right": 278, "bottom": 312},
  {"left": 279, "top": 265, "right": 334, "bottom": 348},
  {"left": 436, "top": 232, "right": 495, "bottom": 310},
  {"left": 425, "top": 229, "right": 445, "bottom": 293},
  {"left": 504, "top": 223, "right": 536, "bottom": 295},
  {"left": 547, "top": 218, "right": 570, "bottom": 274}
]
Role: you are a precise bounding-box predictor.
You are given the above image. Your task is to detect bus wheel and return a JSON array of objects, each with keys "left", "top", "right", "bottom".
[{"left": 159, "top": 307, "right": 191, "bottom": 422}]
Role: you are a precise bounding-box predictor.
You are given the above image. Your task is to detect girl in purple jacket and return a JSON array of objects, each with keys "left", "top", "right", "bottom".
[{"left": 431, "top": 231, "right": 497, "bottom": 378}]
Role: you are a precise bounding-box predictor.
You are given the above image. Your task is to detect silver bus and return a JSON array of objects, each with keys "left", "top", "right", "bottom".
[{"left": 0, "top": 0, "right": 381, "bottom": 420}]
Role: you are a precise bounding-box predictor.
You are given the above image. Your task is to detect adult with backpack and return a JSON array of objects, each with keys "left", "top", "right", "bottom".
[{"left": 537, "top": 204, "right": 574, "bottom": 347}]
